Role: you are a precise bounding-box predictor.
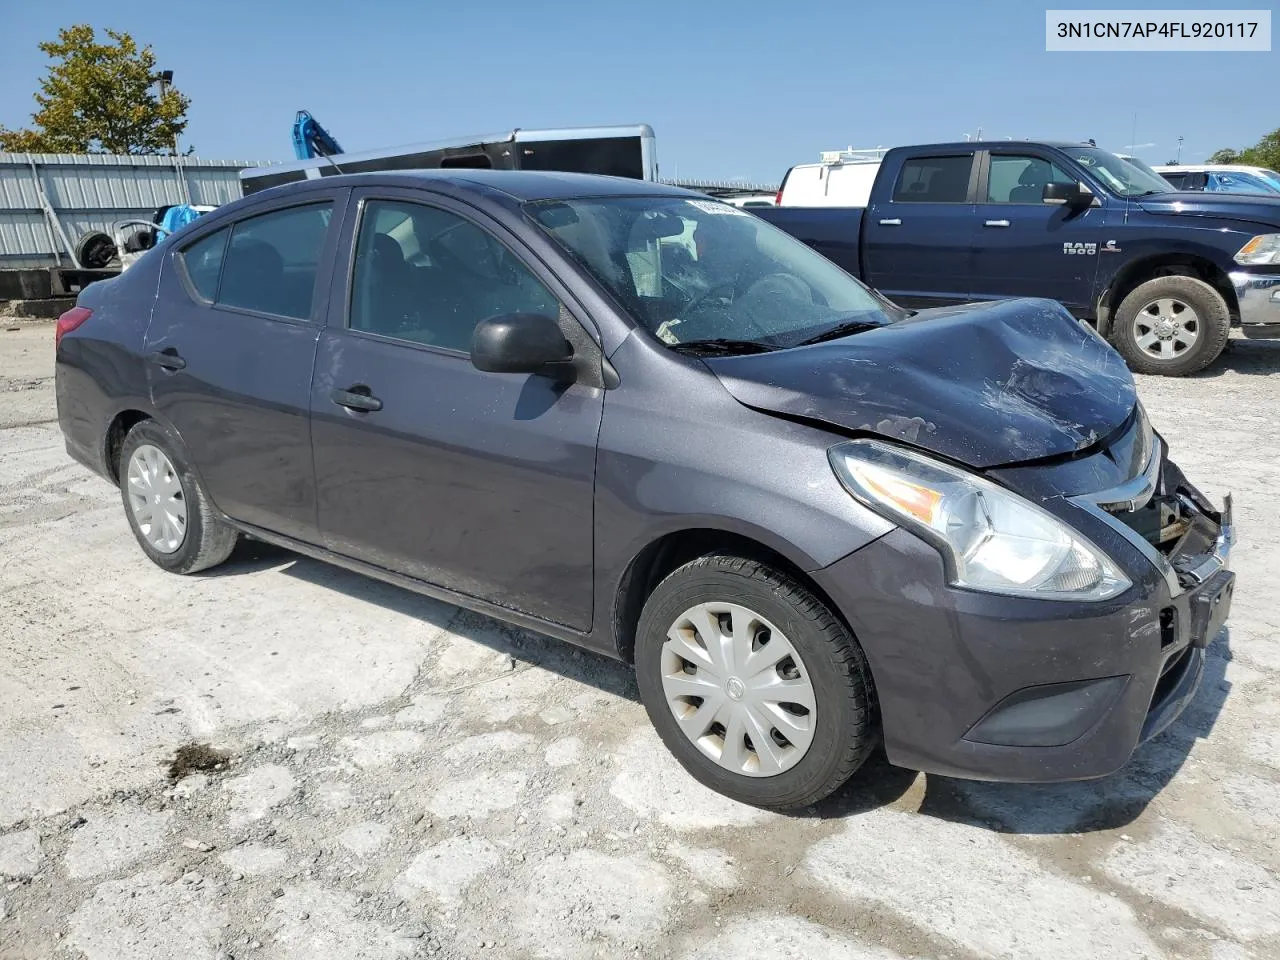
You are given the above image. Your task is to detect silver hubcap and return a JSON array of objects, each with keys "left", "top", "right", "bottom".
[
  {"left": 125, "top": 444, "right": 187, "bottom": 554},
  {"left": 660, "top": 602, "right": 816, "bottom": 777},
  {"left": 1134, "top": 297, "right": 1200, "bottom": 360}
]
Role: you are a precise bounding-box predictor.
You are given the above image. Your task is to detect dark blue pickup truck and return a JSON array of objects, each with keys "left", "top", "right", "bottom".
[{"left": 756, "top": 141, "right": 1280, "bottom": 376}]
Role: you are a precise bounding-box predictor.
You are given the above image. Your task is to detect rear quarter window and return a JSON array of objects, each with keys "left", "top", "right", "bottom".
[
  {"left": 892, "top": 155, "right": 973, "bottom": 203},
  {"left": 179, "top": 228, "right": 229, "bottom": 301}
]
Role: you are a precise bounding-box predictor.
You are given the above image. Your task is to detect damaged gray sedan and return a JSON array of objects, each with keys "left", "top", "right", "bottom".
[{"left": 55, "top": 170, "right": 1234, "bottom": 809}]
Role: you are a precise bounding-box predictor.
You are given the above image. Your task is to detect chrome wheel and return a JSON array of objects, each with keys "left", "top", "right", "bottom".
[
  {"left": 1134, "top": 297, "right": 1200, "bottom": 361},
  {"left": 660, "top": 602, "right": 816, "bottom": 777},
  {"left": 125, "top": 444, "right": 187, "bottom": 554}
]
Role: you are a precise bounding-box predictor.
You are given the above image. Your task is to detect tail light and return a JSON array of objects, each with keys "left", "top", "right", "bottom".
[
  {"left": 774, "top": 187, "right": 783, "bottom": 206},
  {"left": 55, "top": 306, "right": 92, "bottom": 349}
]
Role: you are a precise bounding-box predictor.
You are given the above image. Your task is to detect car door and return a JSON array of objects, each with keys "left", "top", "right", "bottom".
[
  {"left": 862, "top": 152, "right": 977, "bottom": 305},
  {"left": 144, "top": 191, "right": 346, "bottom": 541},
  {"left": 968, "top": 150, "right": 1107, "bottom": 310},
  {"left": 309, "top": 189, "right": 604, "bottom": 630}
]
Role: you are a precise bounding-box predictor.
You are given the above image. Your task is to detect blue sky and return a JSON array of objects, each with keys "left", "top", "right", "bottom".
[{"left": 2, "top": 0, "right": 1274, "bottom": 184}]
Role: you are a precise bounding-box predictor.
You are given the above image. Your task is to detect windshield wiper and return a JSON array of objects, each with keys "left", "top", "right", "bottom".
[
  {"left": 796, "top": 319, "right": 882, "bottom": 346},
  {"left": 667, "top": 338, "right": 775, "bottom": 356}
]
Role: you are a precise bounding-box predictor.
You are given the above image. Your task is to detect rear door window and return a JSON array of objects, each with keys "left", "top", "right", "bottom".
[
  {"left": 216, "top": 203, "right": 333, "bottom": 320},
  {"left": 892, "top": 155, "right": 973, "bottom": 203}
]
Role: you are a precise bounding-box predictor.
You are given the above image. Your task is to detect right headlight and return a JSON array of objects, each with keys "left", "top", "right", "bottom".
[
  {"left": 1234, "top": 234, "right": 1280, "bottom": 265},
  {"left": 829, "top": 439, "right": 1132, "bottom": 601}
]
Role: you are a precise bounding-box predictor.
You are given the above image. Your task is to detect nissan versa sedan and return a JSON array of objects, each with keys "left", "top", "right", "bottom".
[{"left": 54, "top": 170, "right": 1235, "bottom": 810}]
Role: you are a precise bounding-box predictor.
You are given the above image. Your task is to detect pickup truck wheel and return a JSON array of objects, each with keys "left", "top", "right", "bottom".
[
  {"left": 634, "top": 555, "right": 877, "bottom": 811},
  {"left": 1111, "top": 276, "right": 1230, "bottom": 376},
  {"left": 118, "top": 420, "right": 238, "bottom": 574}
]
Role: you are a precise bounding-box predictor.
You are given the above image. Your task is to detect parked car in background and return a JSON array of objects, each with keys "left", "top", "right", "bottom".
[
  {"left": 755, "top": 141, "right": 1280, "bottom": 376},
  {"left": 55, "top": 170, "right": 1234, "bottom": 810},
  {"left": 1116, "top": 154, "right": 1173, "bottom": 184},
  {"left": 1154, "top": 164, "right": 1280, "bottom": 196},
  {"left": 775, "top": 148, "right": 888, "bottom": 207}
]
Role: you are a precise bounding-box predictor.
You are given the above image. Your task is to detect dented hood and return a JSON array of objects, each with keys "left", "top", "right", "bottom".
[{"left": 703, "top": 298, "right": 1136, "bottom": 469}]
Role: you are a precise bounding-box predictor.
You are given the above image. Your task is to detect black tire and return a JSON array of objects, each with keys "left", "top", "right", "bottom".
[
  {"left": 634, "top": 555, "right": 877, "bottom": 811},
  {"left": 74, "top": 230, "right": 117, "bottom": 269},
  {"left": 1110, "top": 275, "right": 1230, "bottom": 377},
  {"left": 117, "top": 419, "right": 238, "bottom": 574}
]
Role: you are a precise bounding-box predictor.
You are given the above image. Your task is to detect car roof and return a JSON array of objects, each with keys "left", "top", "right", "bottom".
[
  {"left": 297, "top": 169, "right": 700, "bottom": 203},
  {"left": 888, "top": 141, "right": 1096, "bottom": 153},
  {"left": 1153, "top": 164, "right": 1273, "bottom": 173}
]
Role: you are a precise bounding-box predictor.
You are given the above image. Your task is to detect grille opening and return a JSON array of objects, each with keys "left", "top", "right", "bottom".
[
  {"left": 1152, "top": 647, "right": 1192, "bottom": 707},
  {"left": 1159, "top": 607, "right": 1177, "bottom": 650}
]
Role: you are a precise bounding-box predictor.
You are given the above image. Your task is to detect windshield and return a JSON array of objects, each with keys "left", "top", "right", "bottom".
[
  {"left": 1211, "top": 171, "right": 1280, "bottom": 195},
  {"left": 1119, "top": 156, "right": 1168, "bottom": 183},
  {"left": 527, "top": 196, "right": 900, "bottom": 351},
  {"left": 1063, "top": 147, "right": 1174, "bottom": 198}
]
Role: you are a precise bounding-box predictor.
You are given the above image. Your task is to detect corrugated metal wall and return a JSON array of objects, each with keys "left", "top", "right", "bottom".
[{"left": 0, "top": 153, "right": 273, "bottom": 269}]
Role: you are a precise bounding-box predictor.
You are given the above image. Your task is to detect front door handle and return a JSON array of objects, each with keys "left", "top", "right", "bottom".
[
  {"left": 879, "top": 218, "right": 902, "bottom": 226},
  {"left": 331, "top": 385, "right": 383, "bottom": 413},
  {"left": 984, "top": 219, "right": 1011, "bottom": 228},
  {"left": 147, "top": 348, "right": 186, "bottom": 371}
]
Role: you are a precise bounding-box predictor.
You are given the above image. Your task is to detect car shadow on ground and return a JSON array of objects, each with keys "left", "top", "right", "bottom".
[
  {"left": 206, "top": 537, "right": 641, "bottom": 703},
  {"left": 1191, "top": 335, "right": 1280, "bottom": 378},
  {"left": 209, "top": 539, "right": 1232, "bottom": 833}
]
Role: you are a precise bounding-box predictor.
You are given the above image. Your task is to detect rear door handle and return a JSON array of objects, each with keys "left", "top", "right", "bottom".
[
  {"left": 331, "top": 385, "right": 383, "bottom": 413},
  {"left": 147, "top": 348, "right": 186, "bottom": 371},
  {"left": 984, "top": 219, "right": 1011, "bottom": 228},
  {"left": 878, "top": 218, "right": 902, "bottom": 226}
]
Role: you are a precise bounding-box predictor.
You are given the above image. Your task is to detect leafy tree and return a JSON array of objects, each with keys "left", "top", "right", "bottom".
[
  {"left": 1239, "top": 129, "right": 1280, "bottom": 171},
  {"left": 0, "top": 25, "right": 189, "bottom": 155},
  {"left": 1204, "top": 129, "right": 1280, "bottom": 170}
]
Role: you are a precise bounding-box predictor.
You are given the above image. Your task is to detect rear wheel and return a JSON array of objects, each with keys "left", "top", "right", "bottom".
[
  {"left": 634, "top": 555, "right": 877, "bottom": 810},
  {"left": 1111, "top": 275, "right": 1230, "bottom": 376},
  {"left": 118, "top": 420, "right": 237, "bottom": 574}
]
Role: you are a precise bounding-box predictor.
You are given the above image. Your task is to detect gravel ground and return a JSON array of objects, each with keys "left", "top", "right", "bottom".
[{"left": 2, "top": 318, "right": 1279, "bottom": 960}]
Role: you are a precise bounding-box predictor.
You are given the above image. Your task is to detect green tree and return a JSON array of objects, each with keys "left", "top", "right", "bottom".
[
  {"left": 0, "top": 25, "right": 189, "bottom": 155},
  {"left": 1239, "top": 129, "right": 1280, "bottom": 171},
  {"left": 1207, "top": 148, "right": 1241, "bottom": 164}
]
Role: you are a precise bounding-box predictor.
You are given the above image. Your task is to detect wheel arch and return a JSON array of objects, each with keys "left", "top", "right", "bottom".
[
  {"left": 1096, "top": 252, "right": 1236, "bottom": 336},
  {"left": 611, "top": 527, "right": 855, "bottom": 666},
  {"left": 104, "top": 409, "right": 153, "bottom": 483}
]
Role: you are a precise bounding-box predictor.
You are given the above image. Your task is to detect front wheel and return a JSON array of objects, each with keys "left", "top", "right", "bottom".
[
  {"left": 1110, "top": 275, "right": 1230, "bottom": 376},
  {"left": 634, "top": 555, "right": 878, "bottom": 811}
]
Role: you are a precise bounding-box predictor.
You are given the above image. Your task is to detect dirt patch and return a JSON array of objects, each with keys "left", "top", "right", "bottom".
[{"left": 166, "top": 744, "right": 231, "bottom": 782}]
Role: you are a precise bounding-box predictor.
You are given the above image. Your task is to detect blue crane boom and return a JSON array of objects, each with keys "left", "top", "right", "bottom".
[{"left": 291, "top": 111, "right": 343, "bottom": 160}]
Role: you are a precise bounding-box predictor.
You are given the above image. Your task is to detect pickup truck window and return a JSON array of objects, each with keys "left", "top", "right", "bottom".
[
  {"left": 892, "top": 156, "right": 972, "bottom": 203},
  {"left": 986, "top": 155, "right": 1075, "bottom": 204},
  {"left": 1062, "top": 147, "right": 1173, "bottom": 198},
  {"left": 529, "top": 196, "right": 897, "bottom": 350}
]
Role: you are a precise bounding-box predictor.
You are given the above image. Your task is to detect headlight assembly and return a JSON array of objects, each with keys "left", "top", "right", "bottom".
[
  {"left": 1234, "top": 234, "right": 1280, "bottom": 266},
  {"left": 829, "top": 440, "right": 1131, "bottom": 601}
]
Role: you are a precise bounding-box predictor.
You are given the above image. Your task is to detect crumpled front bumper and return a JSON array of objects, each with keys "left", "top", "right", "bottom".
[{"left": 812, "top": 434, "right": 1233, "bottom": 783}]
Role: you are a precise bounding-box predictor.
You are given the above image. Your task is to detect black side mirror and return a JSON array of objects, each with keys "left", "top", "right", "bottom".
[
  {"left": 471, "top": 313, "right": 574, "bottom": 376},
  {"left": 1042, "top": 181, "right": 1094, "bottom": 207}
]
